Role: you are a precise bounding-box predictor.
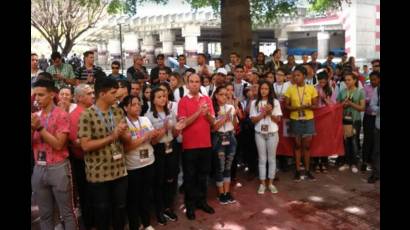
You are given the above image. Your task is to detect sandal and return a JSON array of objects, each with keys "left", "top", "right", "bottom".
[
  {"left": 315, "top": 165, "right": 321, "bottom": 173},
  {"left": 321, "top": 165, "right": 328, "bottom": 173}
]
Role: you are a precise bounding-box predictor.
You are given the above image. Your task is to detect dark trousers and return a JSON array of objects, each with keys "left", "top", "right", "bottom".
[
  {"left": 127, "top": 164, "right": 154, "bottom": 230},
  {"left": 182, "top": 148, "right": 212, "bottom": 210},
  {"left": 371, "top": 128, "right": 380, "bottom": 177},
  {"left": 230, "top": 134, "right": 241, "bottom": 180},
  {"left": 240, "top": 119, "right": 258, "bottom": 174},
  {"left": 341, "top": 121, "right": 361, "bottom": 166},
  {"left": 153, "top": 141, "right": 180, "bottom": 215},
  {"left": 313, "top": 157, "right": 329, "bottom": 168},
  {"left": 88, "top": 176, "right": 128, "bottom": 230},
  {"left": 70, "top": 156, "right": 93, "bottom": 229},
  {"left": 362, "top": 114, "right": 376, "bottom": 164}
]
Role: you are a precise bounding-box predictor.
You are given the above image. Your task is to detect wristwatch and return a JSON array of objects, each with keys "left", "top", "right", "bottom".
[{"left": 36, "top": 126, "right": 44, "bottom": 132}]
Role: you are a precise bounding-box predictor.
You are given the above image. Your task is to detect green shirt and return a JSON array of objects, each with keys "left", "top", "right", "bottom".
[
  {"left": 337, "top": 87, "right": 365, "bottom": 122},
  {"left": 46, "top": 63, "right": 75, "bottom": 89}
]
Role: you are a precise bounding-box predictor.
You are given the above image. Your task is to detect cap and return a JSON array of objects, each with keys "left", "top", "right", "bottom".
[{"left": 216, "top": 68, "right": 227, "bottom": 75}]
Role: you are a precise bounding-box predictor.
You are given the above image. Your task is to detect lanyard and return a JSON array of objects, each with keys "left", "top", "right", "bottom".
[
  {"left": 158, "top": 112, "right": 171, "bottom": 139},
  {"left": 274, "top": 83, "right": 284, "bottom": 98},
  {"left": 39, "top": 106, "right": 55, "bottom": 151},
  {"left": 297, "top": 86, "right": 306, "bottom": 106},
  {"left": 127, "top": 116, "right": 144, "bottom": 137},
  {"left": 94, "top": 105, "right": 115, "bottom": 133}
]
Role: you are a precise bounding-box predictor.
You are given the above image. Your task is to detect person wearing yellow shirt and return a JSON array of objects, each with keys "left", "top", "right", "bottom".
[{"left": 284, "top": 65, "right": 318, "bottom": 182}]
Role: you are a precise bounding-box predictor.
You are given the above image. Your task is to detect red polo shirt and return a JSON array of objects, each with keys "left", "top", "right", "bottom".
[
  {"left": 178, "top": 93, "right": 215, "bottom": 150},
  {"left": 68, "top": 105, "right": 85, "bottom": 159}
]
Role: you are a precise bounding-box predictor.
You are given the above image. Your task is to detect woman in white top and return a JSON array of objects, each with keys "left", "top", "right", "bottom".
[
  {"left": 211, "top": 86, "right": 238, "bottom": 205},
  {"left": 121, "top": 95, "right": 157, "bottom": 230},
  {"left": 273, "top": 68, "right": 291, "bottom": 102},
  {"left": 58, "top": 87, "right": 77, "bottom": 113},
  {"left": 250, "top": 80, "right": 282, "bottom": 195},
  {"left": 145, "top": 87, "right": 184, "bottom": 225}
]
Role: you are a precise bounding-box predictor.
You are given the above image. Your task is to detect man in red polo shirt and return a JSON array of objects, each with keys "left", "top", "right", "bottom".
[
  {"left": 178, "top": 73, "right": 215, "bottom": 220},
  {"left": 69, "top": 84, "right": 95, "bottom": 229},
  {"left": 31, "top": 79, "right": 78, "bottom": 229}
]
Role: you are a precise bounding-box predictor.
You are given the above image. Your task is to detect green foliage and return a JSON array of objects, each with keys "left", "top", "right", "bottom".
[
  {"left": 108, "top": 0, "right": 124, "bottom": 14},
  {"left": 308, "top": 0, "right": 347, "bottom": 12}
]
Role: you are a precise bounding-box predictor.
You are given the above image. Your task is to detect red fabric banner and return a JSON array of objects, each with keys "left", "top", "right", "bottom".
[{"left": 277, "top": 102, "right": 345, "bottom": 157}]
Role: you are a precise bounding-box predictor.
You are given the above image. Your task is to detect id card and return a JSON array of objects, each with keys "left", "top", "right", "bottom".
[
  {"left": 139, "top": 149, "right": 149, "bottom": 162},
  {"left": 37, "top": 151, "right": 47, "bottom": 166},
  {"left": 165, "top": 142, "right": 173, "bottom": 154},
  {"left": 298, "top": 110, "right": 306, "bottom": 120},
  {"left": 221, "top": 133, "right": 230, "bottom": 146},
  {"left": 261, "top": 124, "right": 269, "bottom": 134},
  {"left": 113, "top": 152, "right": 122, "bottom": 160}
]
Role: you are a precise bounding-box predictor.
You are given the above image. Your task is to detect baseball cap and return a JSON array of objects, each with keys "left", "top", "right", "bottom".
[{"left": 216, "top": 68, "right": 227, "bottom": 75}]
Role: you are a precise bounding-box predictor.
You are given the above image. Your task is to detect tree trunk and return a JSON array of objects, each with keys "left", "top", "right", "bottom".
[
  {"left": 220, "top": 0, "right": 252, "bottom": 64},
  {"left": 62, "top": 39, "right": 75, "bottom": 58}
]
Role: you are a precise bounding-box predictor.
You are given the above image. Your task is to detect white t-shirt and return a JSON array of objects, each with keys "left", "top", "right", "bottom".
[
  {"left": 215, "top": 104, "right": 235, "bottom": 132},
  {"left": 125, "top": 116, "right": 155, "bottom": 170},
  {"left": 68, "top": 103, "right": 77, "bottom": 114},
  {"left": 273, "top": 82, "right": 291, "bottom": 101},
  {"left": 168, "top": 101, "right": 178, "bottom": 116},
  {"left": 145, "top": 111, "right": 177, "bottom": 144},
  {"left": 250, "top": 99, "right": 282, "bottom": 133},
  {"left": 173, "top": 85, "right": 208, "bottom": 103}
]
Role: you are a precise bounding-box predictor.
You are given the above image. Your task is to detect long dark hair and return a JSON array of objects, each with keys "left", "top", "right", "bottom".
[
  {"left": 158, "top": 82, "right": 175, "bottom": 102},
  {"left": 212, "top": 85, "right": 227, "bottom": 115},
  {"left": 150, "top": 87, "right": 170, "bottom": 118},
  {"left": 141, "top": 84, "right": 151, "bottom": 115},
  {"left": 255, "top": 80, "right": 276, "bottom": 109},
  {"left": 317, "top": 71, "right": 332, "bottom": 97},
  {"left": 119, "top": 95, "right": 140, "bottom": 116}
]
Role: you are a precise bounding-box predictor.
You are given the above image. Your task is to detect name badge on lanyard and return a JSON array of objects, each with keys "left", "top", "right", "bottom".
[
  {"left": 297, "top": 86, "right": 306, "bottom": 120},
  {"left": 36, "top": 107, "right": 55, "bottom": 166},
  {"left": 221, "top": 133, "right": 230, "bottom": 146},
  {"left": 139, "top": 149, "right": 149, "bottom": 163},
  {"left": 165, "top": 142, "right": 173, "bottom": 154},
  {"left": 95, "top": 106, "right": 122, "bottom": 160}
]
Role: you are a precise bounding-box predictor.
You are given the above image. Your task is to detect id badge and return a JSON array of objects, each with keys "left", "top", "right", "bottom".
[
  {"left": 298, "top": 110, "right": 306, "bottom": 120},
  {"left": 139, "top": 149, "right": 149, "bottom": 162},
  {"left": 221, "top": 133, "right": 230, "bottom": 146},
  {"left": 113, "top": 152, "right": 122, "bottom": 160},
  {"left": 165, "top": 142, "right": 173, "bottom": 154},
  {"left": 261, "top": 124, "right": 269, "bottom": 134},
  {"left": 37, "top": 151, "right": 47, "bottom": 166}
]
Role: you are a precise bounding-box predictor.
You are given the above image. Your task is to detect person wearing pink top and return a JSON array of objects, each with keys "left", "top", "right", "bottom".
[
  {"left": 31, "top": 79, "right": 78, "bottom": 230},
  {"left": 312, "top": 72, "right": 336, "bottom": 173}
]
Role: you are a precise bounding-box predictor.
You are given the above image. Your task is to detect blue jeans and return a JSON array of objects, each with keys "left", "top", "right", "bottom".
[
  {"left": 212, "top": 132, "right": 237, "bottom": 187},
  {"left": 255, "top": 132, "right": 279, "bottom": 180}
]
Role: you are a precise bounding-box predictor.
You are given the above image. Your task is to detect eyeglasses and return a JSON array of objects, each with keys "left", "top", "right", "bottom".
[{"left": 112, "top": 66, "right": 120, "bottom": 69}]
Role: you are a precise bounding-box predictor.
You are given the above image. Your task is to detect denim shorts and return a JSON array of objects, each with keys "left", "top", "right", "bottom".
[{"left": 289, "top": 119, "right": 316, "bottom": 137}]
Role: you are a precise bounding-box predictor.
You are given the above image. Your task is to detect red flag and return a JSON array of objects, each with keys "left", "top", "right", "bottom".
[{"left": 277, "top": 102, "right": 345, "bottom": 157}]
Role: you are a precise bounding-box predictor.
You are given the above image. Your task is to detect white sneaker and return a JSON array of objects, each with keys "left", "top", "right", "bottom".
[
  {"left": 339, "top": 164, "right": 349, "bottom": 171},
  {"left": 268, "top": 184, "right": 278, "bottom": 194},
  {"left": 351, "top": 165, "right": 359, "bottom": 173},
  {"left": 366, "top": 165, "right": 372, "bottom": 171},
  {"left": 257, "top": 184, "right": 266, "bottom": 194},
  {"left": 145, "top": 226, "right": 155, "bottom": 230}
]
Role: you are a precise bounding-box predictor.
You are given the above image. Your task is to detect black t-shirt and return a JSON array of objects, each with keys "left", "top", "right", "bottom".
[
  {"left": 75, "top": 65, "right": 104, "bottom": 81},
  {"left": 150, "top": 66, "right": 172, "bottom": 84},
  {"left": 126, "top": 66, "right": 148, "bottom": 82}
]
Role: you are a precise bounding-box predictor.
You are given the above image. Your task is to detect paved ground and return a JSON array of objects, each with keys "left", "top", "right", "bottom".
[{"left": 32, "top": 164, "right": 380, "bottom": 230}]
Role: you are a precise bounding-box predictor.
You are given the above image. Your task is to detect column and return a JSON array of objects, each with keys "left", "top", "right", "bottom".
[
  {"left": 159, "top": 30, "right": 175, "bottom": 66},
  {"left": 182, "top": 24, "right": 200, "bottom": 67},
  {"left": 123, "top": 32, "right": 139, "bottom": 68},
  {"left": 317, "top": 31, "right": 330, "bottom": 59},
  {"left": 108, "top": 38, "right": 121, "bottom": 61},
  {"left": 141, "top": 33, "right": 156, "bottom": 66},
  {"left": 277, "top": 29, "right": 288, "bottom": 60},
  {"left": 97, "top": 42, "right": 108, "bottom": 67}
]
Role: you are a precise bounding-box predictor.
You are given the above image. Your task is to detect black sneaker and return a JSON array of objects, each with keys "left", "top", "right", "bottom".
[
  {"left": 294, "top": 171, "right": 301, "bottom": 181},
  {"left": 218, "top": 193, "right": 228, "bottom": 205},
  {"left": 367, "top": 175, "right": 379, "bottom": 184},
  {"left": 156, "top": 213, "right": 167, "bottom": 225},
  {"left": 226, "top": 193, "right": 236, "bottom": 204},
  {"left": 197, "top": 202, "right": 215, "bottom": 214},
  {"left": 163, "top": 209, "right": 178, "bottom": 221},
  {"left": 306, "top": 171, "right": 316, "bottom": 181},
  {"left": 360, "top": 164, "right": 367, "bottom": 173}
]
